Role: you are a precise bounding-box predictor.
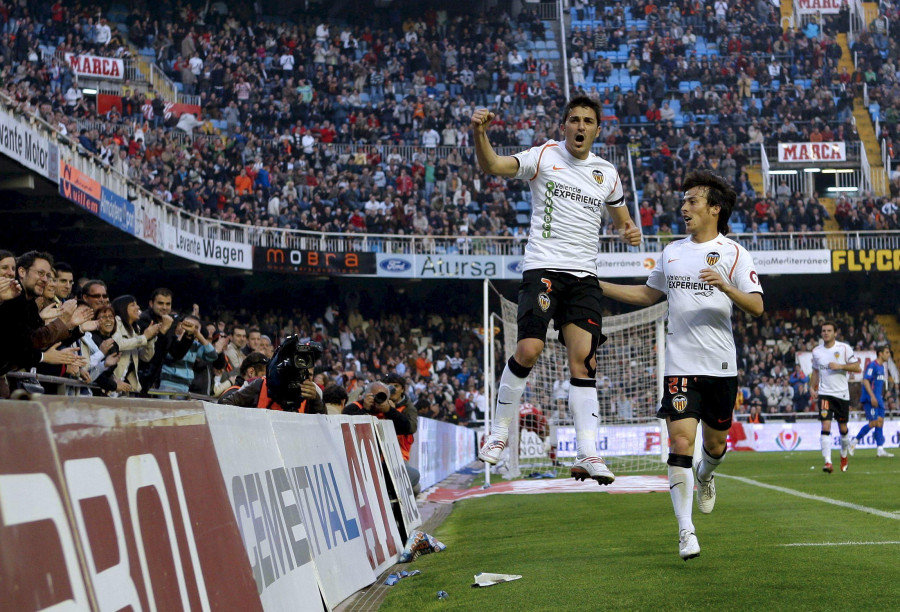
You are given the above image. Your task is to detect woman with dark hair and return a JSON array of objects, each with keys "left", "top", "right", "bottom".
[
  {"left": 111, "top": 295, "right": 161, "bottom": 392},
  {"left": 80, "top": 305, "right": 131, "bottom": 395}
]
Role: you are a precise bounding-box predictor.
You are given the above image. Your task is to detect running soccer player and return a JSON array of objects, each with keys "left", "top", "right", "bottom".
[
  {"left": 471, "top": 95, "right": 642, "bottom": 485},
  {"left": 849, "top": 344, "right": 894, "bottom": 458},
  {"left": 598, "top": 171, "right": 764, "bottom": 560},
  {"left": 810, "top": 321, "right": 861, "bottom": 473}
]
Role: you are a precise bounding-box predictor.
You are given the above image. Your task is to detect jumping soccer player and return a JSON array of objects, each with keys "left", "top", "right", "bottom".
[
  {"left": 471, "top": 95, "right": 641, "bottom": 485},
  {"left": 599, "top": 171, "right": 764, "bottom": 560},
  {"left": 850, "top": 344, "right": 894, "bottom": 457},
  {"left": 810, "top": 321, "right": 861, "bottom": 473}
]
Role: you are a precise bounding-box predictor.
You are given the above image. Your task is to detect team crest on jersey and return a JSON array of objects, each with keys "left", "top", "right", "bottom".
[
  {"left": 592, "top": 169, "right": 604, "bottom": 185},
  {"left": 705, "top": 251, "right": 721, "bottom": 266},
  {"left": 672, "top": 394, "right": 688, "bottom": 413},
  {"left": 538, "top": 292, "right": 551, "bottom": 312},
  {"left": 834, "top": 351, "right": 840, "bottom": 359}
]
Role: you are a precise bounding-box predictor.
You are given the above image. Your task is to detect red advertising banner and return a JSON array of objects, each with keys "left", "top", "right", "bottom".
[{"left": 0, "top": 399, "right": 262, "bottom": 611}]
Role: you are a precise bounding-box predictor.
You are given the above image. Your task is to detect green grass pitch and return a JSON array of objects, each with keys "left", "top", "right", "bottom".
[{"left": 381, "top": 451, "right": 900, "bottom": 611}]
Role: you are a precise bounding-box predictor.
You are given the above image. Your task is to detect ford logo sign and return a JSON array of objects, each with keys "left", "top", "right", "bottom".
[
  {"left": 507, "top": 260, "right": 524, "bottom": 273},
  {"left": 380, "top": 258, "right": 412, "bottom": 272}
]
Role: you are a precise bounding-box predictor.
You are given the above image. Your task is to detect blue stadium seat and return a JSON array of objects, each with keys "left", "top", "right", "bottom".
[
  {"left": 679, "top": 81, "right": 691, "bottom": 93},
  {"left": 869, "top": 103, "right": 881, "bottom": 120},
  {"left": 534, "top": 40, "right": 546, "bottom": 50},
  {"left": 516, "top": 200, "right": 531, "bottom": 212},
  {"left": 516, "top": 213, "right": 530, "bottom": 225},
  {"left": 731, "top": 222, "right": 746, "bottom": 233},
  {"left": 548, "top": 50, "right": 560, "bottom": 60}
]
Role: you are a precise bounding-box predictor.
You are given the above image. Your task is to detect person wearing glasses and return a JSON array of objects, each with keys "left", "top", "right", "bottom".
[{"left": 82, "top": 280, "right": 111, "bottom": 312}]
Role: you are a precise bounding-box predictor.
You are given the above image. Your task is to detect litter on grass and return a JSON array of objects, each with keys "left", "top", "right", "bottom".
[
  {"left": 398, "top": 530, "right": 446, "bottom": 563},
  {"left": 472, "top": 572, "right": 523, "bottom": 588}
]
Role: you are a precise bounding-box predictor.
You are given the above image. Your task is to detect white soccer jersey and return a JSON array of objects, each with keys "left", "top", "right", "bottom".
[
  {"left": 513, "top": 140, "right": 625, "bottom": 274},
  {"left": 811, "top": 341, "right": 857, "bottom": 400},
  {"left": 647, "top": 234, "right": 763, "bottom": 377}
]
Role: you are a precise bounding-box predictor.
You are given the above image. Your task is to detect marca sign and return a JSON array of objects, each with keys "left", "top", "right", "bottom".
[
  {"left": 64, "top": 53, "right": 124, "bottom": 80},
  {"left": 777, "top": 141, "right": 846, "bottom": 162},
  {"left": 796, "top": 0, "right": 841, "bottom": 13}
]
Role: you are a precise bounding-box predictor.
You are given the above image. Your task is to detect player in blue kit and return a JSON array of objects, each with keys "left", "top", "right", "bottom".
[{"left": 849, "top": 345, "right": 894, "bottom": 457}]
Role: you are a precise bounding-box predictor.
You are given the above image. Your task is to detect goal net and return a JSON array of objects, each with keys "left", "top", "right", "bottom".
[{"left": 490, "top": 294, "right": 669, "bottom": 480}]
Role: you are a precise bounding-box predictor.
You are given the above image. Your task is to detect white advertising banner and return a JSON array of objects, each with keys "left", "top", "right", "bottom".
[
  {"left": 64, "top": 53, "right": 125, "bottom": 80},
  {"left": 165, "top": 221, "right": 252, "bottom": 270},
  {"left": 135, "top": 202, "right": 165, "bottom": 249},
  {"left": 777, "top": 141, "right": 846, "bottom": 162},
  {"left": 595, "top": 249, "right": 831, "bottom": 278},
  {"left": 556, "top": 424, "right": 665, "bottom": 458},
  {"left": 409, "top": 418, "right": 477, "bottom": 490},
  {"left": 729, "top": 420, "right": 900, "bottom": 452},
  {"left": 0, "top": 107, "right": 57, "bottom": 180},
  {"left": 375, "top": 420, "right": 422, "bottom": 535},
  {"left": 202, "top": 404, "right": 325, "bottom": 612},
  {"left": 375, "top": 253, "right": 523, "bottom": 279},
  {"left": 798, "top": 350, "right": 876, "bottom": 384},
  {"left": 796, "top": 0, "right": 842, "bottom": 14},
  {"left": 268, "top": 413, "right": 398, "bottom": 608}
]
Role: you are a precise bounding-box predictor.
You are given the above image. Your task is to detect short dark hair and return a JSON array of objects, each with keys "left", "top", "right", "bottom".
[
  {"left": 384, "top": 373, "right": 406, "bottom": 386},
  {"left": 562, "top": 95, "right": 601, "bottom": 124},
  {"left": 323, "top": 384, "right": 348, "bottom": 405},
  {"left": 821, "top": 320, "right": 838, "bottom": 331},
  {"left": 150, "top": 287, "right": 173, "bottom": 301},
  {"left": 55, "top": 262, "right": 73, "bottom": 275},
  {"left": 240, "top": 351, "right": 269, "bottom": 375},
  {"left": 682, "top": 170, "right": 736, "bottom": 235},
  {"left": 16, "top": 250, "right": 54, "bottom": 272}
]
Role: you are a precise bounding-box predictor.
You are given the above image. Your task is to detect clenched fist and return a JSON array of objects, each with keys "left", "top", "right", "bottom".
[{"left": 470, "top": 108, "right": 495, "bottom": 132}]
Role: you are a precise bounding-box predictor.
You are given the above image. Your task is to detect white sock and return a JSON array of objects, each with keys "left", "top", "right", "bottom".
[
  {"left": 821, "top": 433, "right": 832, "bottom": 464},
  {"left": 839, "top": 434, "right": 850, "bottom": 458},
  {"left": 569, "top": 380, "right": 599, "bottom": 458},
  {"left": 490, "top": 363, "right": 528, "bottom": 441},
  {"left": 696, "top": 445, "right": 724, "bottom": 483},
  {"left": 668, "top": 465, "right": 695, "bottom": 533}
]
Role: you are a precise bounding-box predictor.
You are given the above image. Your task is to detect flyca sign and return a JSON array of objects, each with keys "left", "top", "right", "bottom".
[
  {"left": 777, "top": 142, "right": 846, "bottom": 162},
  {"left": 64, "top": 53, "right": 124, "bottom": 80}
]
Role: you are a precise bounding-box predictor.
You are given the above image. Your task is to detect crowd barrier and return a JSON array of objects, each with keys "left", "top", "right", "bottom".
[{"left": 0, "top": 398, "right": 474, "bottom": 611}]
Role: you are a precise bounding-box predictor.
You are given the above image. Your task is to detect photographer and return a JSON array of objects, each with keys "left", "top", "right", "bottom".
[
  {"left": 158, "top": 314, "right": 220, "bottom": 394},
  {"left": 218, "top": 337, "right": 325, "bottom": 413},
  {"left": 344, "top": 375, "right": 420, "bottom": 492}
]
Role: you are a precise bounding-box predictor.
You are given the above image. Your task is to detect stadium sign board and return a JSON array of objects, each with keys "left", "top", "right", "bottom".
[
  {"left": 63, "top": 53, "right": 125, "bottom": 80},
  {"left": 165, "top": 223, "right": 252, "bottom": 270},
  {"left": 796, "top": 0, "right": 842, "bottom": 13},
  {"left": 255, "top": 247, "right": 376, "bottom": 275},
  {"left": 777, "top": 141, "right": 846, "bottom": 162},
  {"left": 375, "top": 253, "right": 524, "bottom": 279},
  {"left": 58, "top": 160, "right": 101, "bottom": 215},
  {"left": 595, "top": 250, "right": 831, "bottom": 278},
  {"left": 0, "top": 108, "right": 57, "bottom": 180},
  {"left": 832, "top": 248, "right": 900, "bottom": 272},
  {"left": 99, "top": 187, "right": 136, "bottom": 234},
  {"left": 409, "top": 417, "right": 477, "bottom": 490}
]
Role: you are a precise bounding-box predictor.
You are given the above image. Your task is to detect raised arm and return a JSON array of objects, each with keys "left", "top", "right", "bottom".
[
  {"left": 598, "top": 280, "right": 665, "bottom": 307},
  {"left": 471, "top": 108, "right": 520, "bottom": 177}
]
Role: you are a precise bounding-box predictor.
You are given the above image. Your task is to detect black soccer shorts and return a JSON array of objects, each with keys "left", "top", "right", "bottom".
[
  {"left": 657, "top": 375, "right": 738, "bottom": 431},
  {"left": 516, "top": 269, "right": 607, "bottom": 346},
  {"left": 817, "top": 394, "right": 850, "bottom": 423}
]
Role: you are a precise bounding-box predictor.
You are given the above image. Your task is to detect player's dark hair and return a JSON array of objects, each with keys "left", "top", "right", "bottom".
[
  {"left": 821, "top": 319, "right": 838, "bottom": 330},
  {"left": 562, "top": 95, "right": 601, "bottom": 124},
  {"left": 682, "top": 170, "right": 736, "bottom": 235}
]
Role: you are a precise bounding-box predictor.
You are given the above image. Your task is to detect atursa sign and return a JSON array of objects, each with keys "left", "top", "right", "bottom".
[
  {"left": 777, "top": 141, "right": 846, "bottom": 162},
  {"left": 64, "top": 53, "right": 124, "bottom": 80}
]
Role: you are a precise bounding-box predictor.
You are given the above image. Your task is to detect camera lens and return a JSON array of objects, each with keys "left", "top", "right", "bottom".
[{"left": 374, "top": 391, "right": 388, "bottom": 403}]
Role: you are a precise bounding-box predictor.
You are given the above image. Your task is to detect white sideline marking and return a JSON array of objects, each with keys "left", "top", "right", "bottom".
[
  {"left": 717, "top": 474, "right": 900, "bottom": 520},
  {"left": 779, "top": 541, "right": 900, "bottom": 547}
]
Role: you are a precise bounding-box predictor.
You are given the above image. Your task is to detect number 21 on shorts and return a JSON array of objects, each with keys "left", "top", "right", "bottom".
[{"left": 667, "top": 377, "right": 688, "bottom": 394}]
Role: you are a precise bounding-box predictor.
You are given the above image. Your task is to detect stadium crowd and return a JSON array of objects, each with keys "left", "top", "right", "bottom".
[
  {"left": 2, "top": 0, "right": 898, "bottom": 242},
  {"left": 2, "top": 248, "right": 896, "bottom": 427}
]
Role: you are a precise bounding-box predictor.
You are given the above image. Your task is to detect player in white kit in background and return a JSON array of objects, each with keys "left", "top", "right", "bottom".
[
  {"left": 598, "top": 171, "right": 764, "bottom": 560},
  {"left": 471, "top": 95, "right": 641, "bottom": 485},
  {"left": 809, "top": 321, "right": 861, "bottom": 473}
]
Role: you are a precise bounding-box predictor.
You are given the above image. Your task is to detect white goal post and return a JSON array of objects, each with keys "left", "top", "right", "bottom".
[{"left": 483, "top": 281, "right": 669, "bottom": 481}]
